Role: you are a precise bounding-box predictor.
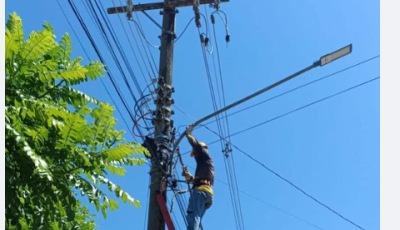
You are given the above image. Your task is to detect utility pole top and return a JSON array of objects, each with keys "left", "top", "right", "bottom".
[{"left": 107, "top": 0, "right": 230, "bottom": 14}]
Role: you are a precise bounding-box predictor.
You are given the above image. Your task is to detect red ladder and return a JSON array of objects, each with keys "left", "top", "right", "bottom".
[{"left": 156, "top": 191, "right": 176, "bottom": 230}]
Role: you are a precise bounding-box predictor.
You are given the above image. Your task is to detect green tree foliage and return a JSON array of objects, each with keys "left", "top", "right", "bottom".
[{"left": 5, "top": 13, "right": 150, "bottom": 229}]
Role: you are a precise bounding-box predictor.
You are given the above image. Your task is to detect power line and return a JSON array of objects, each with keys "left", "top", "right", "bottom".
[
  {"left": 143, "top": 176, "right": 151, "bottom": 230},
  {"left": 86, "top": 0, "right": 153, "bottom": 131},
  {"left": 229, "top": 141, "right": 365, "bottom": 230},
  {"left": 100, "top": 0, "right": 156, "bottom": 118},
  {"left": 56, "top": 0, "right": 137, "bottom": 141},
  {"left": 185, "top": 165, "right": 326, "bottom": 230},
  {"left": 167, "top": 199, "right": 182, "bottom": 230},
  {"left": 109, "top": 0, "right": 153, "bottom": 91},
  {"left": 90, "top": 0, "right": 146, "bottom": 100},
  {"left": 208, "top": 7, "right": 245, "bottom": 229},
  {"left": 60, "top": 0, "right": 146, "bottom": 141},
  {"left": 56, "top": 0, "right": 91, "bottom": 59},
  {"left": 237, "top": 188, "right": 326, "bottom": 230},
  {"left": 201, "top": 55, "right": 380, "bottom": 128},
  {"left": 221, "top": 76, "right": 380, "bottom": 142},
  {"left": 175, "top": 17, "right": 195, "bottom": 43},
  {"left": 187, "top": 77, "right": 380, "bottom": 230},
  {"left": 129, "top": 18, "right": 160, "bottom": 49},
  {"left": 172, "top": 168, "right": 189, "bottom": 228},
  {"left": 61, "top": 2, "right": 376, "bottom": 230},
  {"left": 66, "top": 0, "right": 153, "bottom": 141},
  {"left": 133, "top": 13, "right": 159, "bottom": 78},
  {"left": 179, "top": 75, "right": 379, "bottom": 150},
  {"left": 197, "top": 19, "right": 245, "bottom": 229},
  {"left": 113, "top": 0, "right": 156, "bottom": 91}
]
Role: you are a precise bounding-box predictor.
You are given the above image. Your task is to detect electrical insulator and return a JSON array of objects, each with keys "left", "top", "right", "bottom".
[
  {"left": 225, "top": 34, "right": 230, "bottom": 43},
  {"left": 200, "top": 34, "right": 205, "bottom": 43},
  {"left": 195, "top": 13, "right": 201, "bottom": 28},
  {"left": 205, "top": 37, "right": 210, "bottom": 48}
]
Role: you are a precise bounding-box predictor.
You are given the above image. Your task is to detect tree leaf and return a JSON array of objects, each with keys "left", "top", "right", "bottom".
[
  {"left": 104, "top": 143, "right": 135, "bottom": 161},
  {"left": 101, "top": 206, "right": 107, "bottom": 219},
  {"left": 5, "top": 29, "right": 19, "bottom": 61},
  {"left": 85, "top": 61, "right": 105, "bottom": 80},
  {"left": 105, "top": 165, "right": 126, "bottom": 176},
  {"left": 6, "top": 12, "right": 24, "bottom": 46},
  {"left": 5, "top": 13, "right": 147, "bottom": 229},
  {"left": 59, "top": 64, "right": 88, "bottom": 81},
  {"left": 59, "top": 33, "right": 72, "bottom": 64},
  {"left": 5, "top": 123, "right": 52, "bottom": 181},
  {"left": 21, "top": 29, "right": 56, "bottom": 61}
]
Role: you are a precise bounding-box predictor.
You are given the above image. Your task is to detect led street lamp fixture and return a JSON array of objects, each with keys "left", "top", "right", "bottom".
[{"left": 319, "top": 44, "right": 352, "bottom": 66}]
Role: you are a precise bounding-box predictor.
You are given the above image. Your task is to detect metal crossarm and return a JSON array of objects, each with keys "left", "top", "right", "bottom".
[{"left": 107, "top": 0, "right": 230, "bottom": 14}]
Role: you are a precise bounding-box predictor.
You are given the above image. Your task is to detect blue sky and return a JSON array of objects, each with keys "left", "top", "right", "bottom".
[{"left": 5, "top": 0, "right": 380, "bottom": 230}]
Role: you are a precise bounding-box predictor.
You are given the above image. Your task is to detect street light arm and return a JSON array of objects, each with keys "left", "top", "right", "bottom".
[
  {"left": 169, "top": 63, "right": 317, "bottom": 174},
  {"left": 169, "top": 44, "right": 352, "bottom": 175}
]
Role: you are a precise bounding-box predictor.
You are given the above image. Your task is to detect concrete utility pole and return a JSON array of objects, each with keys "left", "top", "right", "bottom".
[
  {"left": 148, "top": 2, "right": 176, "bottom": 230},
  {"left": 108, "top": 1, "right": 229, "bottom": 230}
]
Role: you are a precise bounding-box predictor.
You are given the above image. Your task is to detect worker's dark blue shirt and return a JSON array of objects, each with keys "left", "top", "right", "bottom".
[{"left": 188, "top": 136, "right": 215, "bottom": 187}]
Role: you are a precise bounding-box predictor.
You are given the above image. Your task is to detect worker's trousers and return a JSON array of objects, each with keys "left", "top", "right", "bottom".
[{"left": 186, "top": 189, "right": 213, "bottom": 230}]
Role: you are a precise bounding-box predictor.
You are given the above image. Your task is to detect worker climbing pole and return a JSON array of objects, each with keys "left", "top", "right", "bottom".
[
  {"left": 108, "top": 1, "right": 230, "bottom": 230},
  {"left": 107, "top": 1, "right": 352, "bottom": 230}
]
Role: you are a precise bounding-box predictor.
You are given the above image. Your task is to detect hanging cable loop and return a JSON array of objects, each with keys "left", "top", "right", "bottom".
[
  {"left": 170, "top": 190, "right": 188, "bottom": 213},
  {"left": 211, "top": 10, "right": 230, "bottom": 44},
  {"left": 175, "top": 17, "right": 195, "bottom": 43},
  {"left": 129, "top": 19, "right": 160, "bottom": 49}
]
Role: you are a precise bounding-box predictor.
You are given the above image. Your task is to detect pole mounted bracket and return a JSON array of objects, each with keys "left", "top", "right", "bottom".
[
  {"left": 126, "top": 0, "right": 134, "bottom": 19},
  {"left": 160, "top": 9, "right": 180, "bottom": 15},
  {"left": 160, "top": 30, "right": 177, "bottom": 39},
  {"left": 214, "top": 0, "right": 221, "bottom": 10}
]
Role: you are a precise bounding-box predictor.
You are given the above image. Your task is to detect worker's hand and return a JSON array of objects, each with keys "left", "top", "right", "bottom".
[
  {"left": 186, "top": 124, "right": 194, "bottom": 135},
  {"left": 182, "top": 166, "right": 188, "bottom": 173},
  {"left": 185, "top": 174, "right": 194, "bottom": 183},
  {"left": 182, "top": 167, "right": 194, "bottom": 182},
  {"left": 181, "top": 167, "right": 190, "bottom": 177}
]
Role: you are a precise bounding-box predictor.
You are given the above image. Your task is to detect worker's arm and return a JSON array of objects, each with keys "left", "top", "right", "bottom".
[
  {"left": 185, "top": 125, "right": 202, "bottom": 152},
  {"left": 186, "top": 133, "right": 198, "bottom": 148}
]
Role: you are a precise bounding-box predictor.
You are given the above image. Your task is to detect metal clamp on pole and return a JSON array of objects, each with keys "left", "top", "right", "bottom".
[
  {"left": 126, "top": 0, "right": 133, "bottom": 19},
  {"left": 214, "top": 0, "right": 221, "bottom": 10}
]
